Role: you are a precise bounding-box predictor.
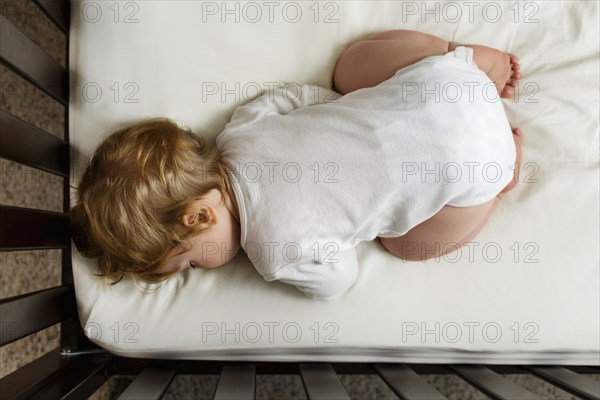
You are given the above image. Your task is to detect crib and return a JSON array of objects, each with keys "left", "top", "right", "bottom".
[{"left": 1, "top": 0, "right": 599, "bottom": 399}]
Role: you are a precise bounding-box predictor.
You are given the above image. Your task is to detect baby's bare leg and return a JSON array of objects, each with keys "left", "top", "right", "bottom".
[
  {"left": 333, "top": 29, "right": 520, "bottom": 97},
  {"left": 379, "top": 197, "right": 500, "bottom": 262},
  {"left": 362, "top": 29, "right": 456, "bottom": 50},
  {"left": 333, "top": 36, "right": 446, "bottom": 95}
]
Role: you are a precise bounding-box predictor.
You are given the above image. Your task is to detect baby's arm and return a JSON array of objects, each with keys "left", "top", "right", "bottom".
[
  {"left": 225, "top": 84, "right": 341, "bottom": 132},
  {"left": 260, "top": 84, "right": 340, "bottom": 114},
  {"left": 267, "top": 248, "right": 359, "bottom": 301}
]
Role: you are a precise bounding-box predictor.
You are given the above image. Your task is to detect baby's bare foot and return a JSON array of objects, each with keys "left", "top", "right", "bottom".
[
  {"left": 497, "top": 127, "right": 522, "bottom": 199},
  {"left": 500, "top": 54, "right": 521, "bottom": 98},
  {"left": 471, "top": 45, "right": 521, "bottom": 99}
]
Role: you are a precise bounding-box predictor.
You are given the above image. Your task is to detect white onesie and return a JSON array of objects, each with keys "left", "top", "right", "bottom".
[{"left": 215, "top": 46, "right": 516, "bottom": 300}]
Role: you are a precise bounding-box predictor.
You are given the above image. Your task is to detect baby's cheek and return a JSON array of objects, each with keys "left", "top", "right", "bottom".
[
  {"left": 200, "top": 237, "right": 239, "bottom": 268},
  {"left": 222, "top": 242, "right": 241, "bottom": 266}
]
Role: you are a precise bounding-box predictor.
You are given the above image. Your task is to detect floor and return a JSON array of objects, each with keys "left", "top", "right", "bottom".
[{"left": 0, "top": 1, "right": 597, "bottom": 398}]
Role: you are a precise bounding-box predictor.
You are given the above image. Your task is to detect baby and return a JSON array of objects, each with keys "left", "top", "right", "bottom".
[{"left": 71, "top": 30, "right": 522, "bottom": 300}]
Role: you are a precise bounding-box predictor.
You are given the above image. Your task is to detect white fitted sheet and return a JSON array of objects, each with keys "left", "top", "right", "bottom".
[{"left": 69, "top": 1, "right": 600, "bottom": 364}]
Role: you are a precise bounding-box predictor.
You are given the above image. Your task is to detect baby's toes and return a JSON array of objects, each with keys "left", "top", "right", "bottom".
[
  {"left": 510, "top": 63, "right": 520, "bottom": 79},
  {"left": 501, "top": 85, "right": 516, "bottom": 99},
  {"left": 510, "top": 62, "right": 521, "bottom": 78}
]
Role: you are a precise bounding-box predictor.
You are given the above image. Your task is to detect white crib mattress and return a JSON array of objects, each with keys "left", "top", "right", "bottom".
[{"left": 69, "top": 1, "right": 600, "bottom": 364}]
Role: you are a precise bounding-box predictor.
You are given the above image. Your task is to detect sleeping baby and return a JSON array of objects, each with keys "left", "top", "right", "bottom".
[{"left": 71, "top": 30, "right": 522, "bottom": 300}]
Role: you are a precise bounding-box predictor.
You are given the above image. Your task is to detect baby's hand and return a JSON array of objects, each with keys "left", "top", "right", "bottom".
[{"left": 497, "top": 127, "right": 522, "bottom": 200}]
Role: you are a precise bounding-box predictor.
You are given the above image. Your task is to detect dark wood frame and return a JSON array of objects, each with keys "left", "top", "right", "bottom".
[{"left": 1, "top": 1, "right": 598, "bottom": 398}]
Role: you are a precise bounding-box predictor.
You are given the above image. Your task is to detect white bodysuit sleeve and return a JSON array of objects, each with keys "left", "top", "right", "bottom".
[
  {"left": 266, "top": 248, "right": 359, "bottom": 301},
  {"left": 225, "top": 84, "right": 342, "bottom": 131}
]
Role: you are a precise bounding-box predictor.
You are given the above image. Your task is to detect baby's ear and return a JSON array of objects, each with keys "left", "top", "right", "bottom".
[{"left": 180, "top": 205, "right": 217, "bottom": 228}]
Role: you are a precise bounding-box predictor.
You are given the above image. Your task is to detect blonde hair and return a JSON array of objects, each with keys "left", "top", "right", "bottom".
[{"left": 71, "top": 117, "right": 229, "bottom": 286}]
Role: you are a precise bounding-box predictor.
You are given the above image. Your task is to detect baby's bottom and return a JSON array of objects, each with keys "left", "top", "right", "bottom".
[
  {"left": 333, "top": 29, "right": 513, "bottom": 261},
  {"left": 379, "top": 197, "right": 500, "bottom": 261}
]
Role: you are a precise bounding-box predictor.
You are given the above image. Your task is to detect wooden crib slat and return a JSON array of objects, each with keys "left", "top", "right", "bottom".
[
  {"left": 0, "top": 18, "right": 68, "bottom": 104},
  {"left": 299, "top": 363, "right": 351, "bottom": 400},
  {"left": 28, "top": 353, "right": 112, "bottom": 400},
  {"left": 0, "top": 205, "right": 70, "bottom": 250},
  {"left": 0, "top": 110, "right": 69, "bottom": 177},
  {"left": 0, "top": 348, "right": 70, "bottom": 399},
  {"left": 117, "top": 363, "right": 177, "bottom": 400},
  {"left": 374, "top": 363, "right": 447, "bottom": 399},
  {"left": 213, "top": 364, "right": 256, "bottom": 400},
  {"left": 525, "top": 366, "right": 600, "bottom": 400},
  {"left": 0, "top": 348, "right": 111, "bottom": 400},
  {"left": 33, "top": 0, "right": 70, "bottom": 34},
  {"left": 449, "top": 364, "right": 542, "bottom": 400},
  {"left": 0, "top": 285, "right": 76, "bottom": 346}
]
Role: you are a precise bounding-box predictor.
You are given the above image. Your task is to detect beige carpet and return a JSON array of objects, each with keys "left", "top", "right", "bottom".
[{"left": 1, "top": 1, "right": 596, "bottom": 398}]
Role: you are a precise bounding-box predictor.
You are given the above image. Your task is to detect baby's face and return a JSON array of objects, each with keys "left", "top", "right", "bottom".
[{"left": 156, "top": 189, "right": 241, "bottom": 274}]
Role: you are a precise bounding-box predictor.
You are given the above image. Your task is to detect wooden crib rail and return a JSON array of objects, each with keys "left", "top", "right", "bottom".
[
  {"left": 2, "top": 354, "right": 599, "bottom": 400},
  {"left": 0, "top": 285, "right": 76, "bottom": 346},
  {"left": 32, "top": 0, "right": 70, "bottom": 34},
  {"left": 0, "top": 111, "right": 69, "bottom": 177},
  {"left": 0, "top": 17, "right": 68, "bottom": 105},
  {"left": 0, "top": 0, "right": 83, "bottom": 381},
  {"left": 0, "top": 205, "right": 70, "bottom": 250}
]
